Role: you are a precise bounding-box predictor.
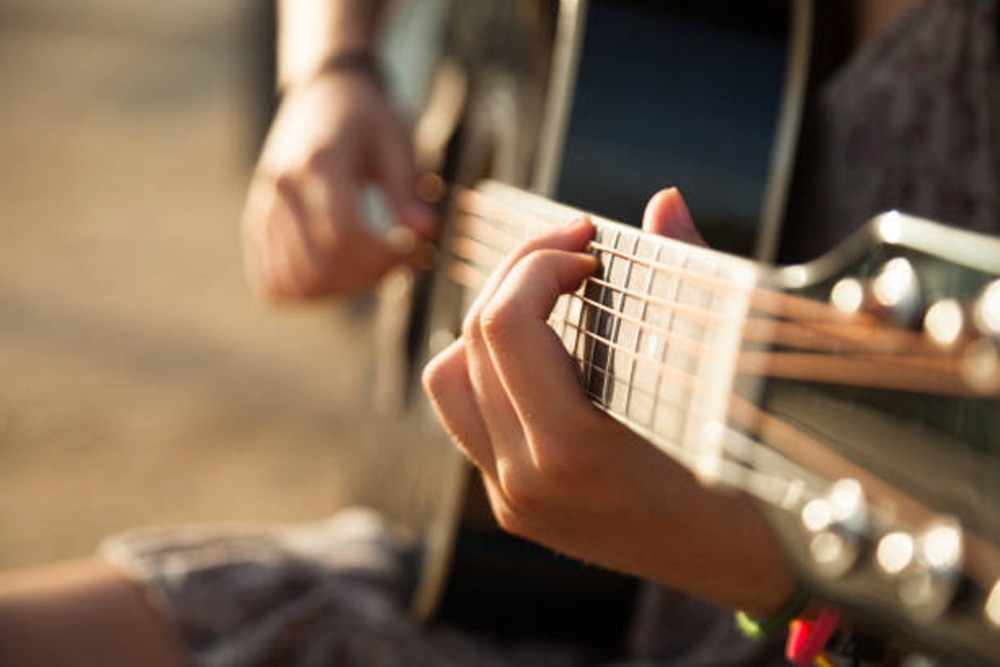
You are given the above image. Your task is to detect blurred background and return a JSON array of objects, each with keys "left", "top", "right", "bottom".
[{"left": 0, "top": 0, "right": 381, "bottom": 569}]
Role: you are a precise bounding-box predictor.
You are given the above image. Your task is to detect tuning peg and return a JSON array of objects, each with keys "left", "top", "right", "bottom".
[
  {"left": 801, "top": 479, "right": 868, "bottom": 578},
  {"left": 952, "top": 280, "right": 1000, "bottom": 394},
  {"left": 878, "top": 518, "right": 965, "bottom": 624},
  {"left": 973, "top": 279, "right": 1000, "bottom": 339},
  {"left": 986, "top": 580, "right": 1000, "bottom": 630},
  {"left": 830, "top": 277, "right": 866, "bottom": 314},
  {"left": 876, "top": 530, "right": 916, "bottom": 576},
  {"left": 923, "top": 298, "right": 966, "bottom": 348},
  {"left": 961, "top": 337, "right": 1000, "bottom": 395},
  {"left": 870, "top": 257, "right": 923, "bottom": 327}
]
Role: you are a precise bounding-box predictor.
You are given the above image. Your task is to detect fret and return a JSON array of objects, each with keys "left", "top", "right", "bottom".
[
  {"left": 673, "top": 252, "right": 712, "bottom": 459},
  {"left": 608, "top": 229, "right": 643, "bottom": 420},
  {"left": 455, "top": 180, "right": 759, "bottom": 482},
  {"left": 580, "top": 226, "right": 608, "bottom": 404},
  {"left": 647, "top": 240, "right": 690, "bottom": 447},
  {"left": 564, "top": 320, "right": 698, "bottom": 389},
  {"left": 684, "top": 255, "right": 757, "bottom": 480},
  {"left": 624, "top": 235, "right": 662, "bottom": 430},
  {"left": 580, "top": 358, "right": 692, "bottom": 418}
]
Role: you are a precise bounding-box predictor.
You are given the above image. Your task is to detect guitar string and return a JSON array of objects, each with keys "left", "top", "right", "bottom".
[
  {"left": 443, "top": 252, "right": 823, "bottom": 503},
  {"left": 574, "top": 330, "right": 1000, "bottom": 582},
  {"left": 448, "top": 255, "right": 712, "bottom": 361},
  {"left": 446, "top": 189, "right": 1000, "bottom": 587},
  {"left": 452, "top": 217, "right": 961, "bottom": 360},
  {"left": 450, "top": 254, "right": 971, "bottom": 398},
  {"left": 450, "top": 229, "right": 741, "bottom": 329},
  {"left": 453, "top": 188, "right": 737, "bottom": 288},
  {"left": 453, "top": 192, "right": 840, "bottom": 331},
  {"left": 455, "top": 208, "right": 737, "bottom": 295},
  {"left": 574, "top": 356, "right": 824, "bottom": 511},
  {"left": 454, "top": 200, "right": 874, "bottom": 327},
  {"left": 554, "top": 290, "right": 972, "bottom": 397}
]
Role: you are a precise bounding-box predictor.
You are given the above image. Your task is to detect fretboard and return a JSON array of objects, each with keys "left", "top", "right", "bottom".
[
  {"left": 448, "top": 180, "right": 761, "bottom": 483},
  {"left": 440, "top": 181, "right": 1000, "bottom": 665}
]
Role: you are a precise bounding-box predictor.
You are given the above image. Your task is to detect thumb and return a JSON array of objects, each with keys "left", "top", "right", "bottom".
[
  {"left": 641, "top": 188, "right": 706, "bottom": 247},
  {"left": 374, "top": 122, "right": 436, "bottom": 236}
]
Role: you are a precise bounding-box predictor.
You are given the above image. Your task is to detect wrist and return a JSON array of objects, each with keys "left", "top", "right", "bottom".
[
  {"left": 277, "top": 0, "right": 384, "bottom": 90},
  {"left": 302, "top": 49, "right": 385, "bottom": 92}
]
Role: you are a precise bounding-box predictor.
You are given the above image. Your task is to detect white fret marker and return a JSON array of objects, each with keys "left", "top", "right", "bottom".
[{"left": 644, "top": 335, "right": 659, "bottom": 358}]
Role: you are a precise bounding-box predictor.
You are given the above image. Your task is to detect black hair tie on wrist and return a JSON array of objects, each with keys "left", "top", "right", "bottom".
[{"left": 312, "top": 50, "right": 385, "bottom": 90}]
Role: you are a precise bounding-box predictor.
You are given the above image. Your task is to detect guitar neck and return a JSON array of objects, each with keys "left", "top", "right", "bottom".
[
  {"left": 449, "top": 180, "right": 790, "bottom": 485},
  {"left": 437, "top": 179, "right": 1000, "bottom": 665}
]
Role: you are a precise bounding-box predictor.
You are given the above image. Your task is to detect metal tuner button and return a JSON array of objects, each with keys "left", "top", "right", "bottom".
[
  {"left": 800, "top": 478, "right": 869, "bottom": 579},
  {"left": 884, "top": 518, "right": 965, "bottom": 624}
]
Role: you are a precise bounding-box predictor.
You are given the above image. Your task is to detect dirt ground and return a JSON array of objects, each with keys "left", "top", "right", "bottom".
[{"left": 0, "top": 1, "right": 432, "bottom": 569}]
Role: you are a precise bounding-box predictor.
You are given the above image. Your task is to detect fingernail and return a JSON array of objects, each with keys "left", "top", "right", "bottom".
[
  {"left": 405, "top": 201, "right": 437, "bottom": 235},
  {"left": 383, "top": 226, "right": 418, "bottom": 254}
]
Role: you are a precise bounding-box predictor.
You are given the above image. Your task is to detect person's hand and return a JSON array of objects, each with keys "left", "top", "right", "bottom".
[
  {"left": 242, "top": 70, "right": 435, "bottom": 302},
  {"left": 423, "top": 189, "right": 795, "bottom": 615}
]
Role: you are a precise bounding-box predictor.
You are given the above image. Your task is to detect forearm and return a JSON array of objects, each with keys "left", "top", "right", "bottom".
[
  {"left": 277, "top": 0, "right": 388, "bottom": 90},
  {"left": 0, "top": 559, "right": 189, "bottom": 667}
]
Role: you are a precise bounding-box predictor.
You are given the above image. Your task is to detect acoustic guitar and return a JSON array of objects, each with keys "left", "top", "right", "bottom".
[{"left": 347, "top": 0, "right": 1000, "bottom": 663}]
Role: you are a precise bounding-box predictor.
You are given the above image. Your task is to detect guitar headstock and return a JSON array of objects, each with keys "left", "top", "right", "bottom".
[{"left": 748, "top": 212, "right": 1000, "bottom": 663}]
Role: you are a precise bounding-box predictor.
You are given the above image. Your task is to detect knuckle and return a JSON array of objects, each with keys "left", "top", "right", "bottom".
[
  {"left": 303, "top": 147, "right": 336, "bottom": 174},
  {"left": 315, "top": 228, "right": 347, "bottom": 257},
  {"left": 529, "top": 426, "right": 602, "bottom": 494},
  {"left": 272, "top": 172, "right": 297, "bottom": 194},
  {"left": 479, "top": 299, "right": 519, "bottom": 349},
  {"left": 421, "top": 354, "right": 448, "bottom": 399},
  {"left": 532, "top": 444, "right": 575, "bottom": 488},
  {"left": 496, "top": 459, "right": 544, "bottom": 515},
  {"left": 517, "top": 249, "right": 559, "bottom": 279},
  {"left": 487, "top": 482, "right": 535, "bottom": 540},
  {"left": 492, "top": 503, "right": 532, "bottom": 540},
  {"left": 460, "top": 309, "right": 483, "bottom": 344}
]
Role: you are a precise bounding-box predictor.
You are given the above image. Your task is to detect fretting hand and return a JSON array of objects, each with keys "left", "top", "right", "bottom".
[{"left": 423, "top": 188, "right": 795, "bottom": 616}]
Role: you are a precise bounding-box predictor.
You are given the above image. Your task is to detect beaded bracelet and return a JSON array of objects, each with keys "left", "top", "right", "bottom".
[
  {"left": 734, "top": 588, "right": 811, "bottom": 641},
  {"left": 786, "top": 607, "right": 842, "bottom": 666}
]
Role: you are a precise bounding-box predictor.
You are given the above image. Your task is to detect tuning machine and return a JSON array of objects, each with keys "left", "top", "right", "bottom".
[
  {"left": 972, "top": 279, "right": 1000, "bottom": 339},
  {"left": 876, "top": 518, "right": 965, "bottom": 624},
  {"left": 985, "top": 580, "right": 1000, "bottom": 630},
  {"left": 830, "top": 257, "right": 924, "bottom": 328},
  {"left": 801, "top": 478, "right": 869, "bottom": 579},
  {"left": 953, "top": 279, "right": 1000, "bottom": 395}
]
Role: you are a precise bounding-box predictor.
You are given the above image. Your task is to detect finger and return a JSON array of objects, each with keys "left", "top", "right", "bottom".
[
  {"left": 422, "top": 340, "right": 498, "bottom": 479},
  {"left": 263, "top": 203, "right": 300, "bottom": 301},
  {"left": 641, "top": 187, "right": 706, "bottom": 247},
  {"left": 244, "top": 176, "right": 310, "bottom": 302},
  {"left": 241, "top": 178, "right": 280, "bottom": 298},
  {"left": 481, "top": 250, "right": 601, "bottom": 444},
  {"left": 464, "top": 217, "right": 595, "bottom": 333},
  {"left": 458, "top": 219, "right": 596, "bottom": 468},
  {"left": 301, "top": 171, "right": 408, "bottom": 286},
  {"left": 372, "top": 118, "right": 436, "bottom": 236},
  {"left": 463, "top": 298, "right": 530, "bottom": 479},
  {"left": 272, "top": 176, "right": 332, "bottom": 297}
]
